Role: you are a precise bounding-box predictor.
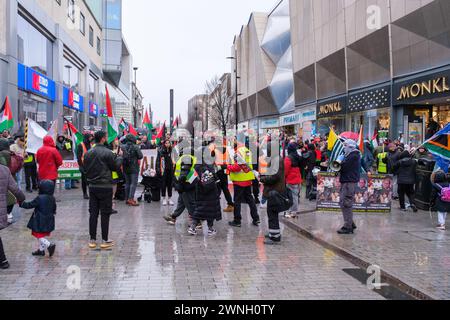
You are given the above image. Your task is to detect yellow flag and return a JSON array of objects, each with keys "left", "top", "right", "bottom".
[{"left": 328, "top": 128, "right": 339, "bottom": 151}]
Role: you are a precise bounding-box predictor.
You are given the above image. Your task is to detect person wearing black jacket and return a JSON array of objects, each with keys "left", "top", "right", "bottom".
[
  {"left": 393, "top": 151, "right": 418, "bottom": 212},
  {"left": 338, "top": 139, "right": 361, "bottom": 235},
  {"left": 156, "top": 140, "right": 174, "bottom": 206},
  {"left": 121, "top": 134, "right": 144, "bottom": 207},
  {"left": 23, "top": 152, "right": 38, "bottom": 193},
  {"left": 302, "top": 144, "right": 316, "bottom": 199},
  {"left": 430, "top": 170, "right": 450, "bottom": 230},
  {"left": 83, "top": 131, "right": 123, "bottom": 250},
  {"left": 384, "top": 143, "right": 402, "bottom": 199},
  {"left": 77, "top": 133, "right": 93, "bottom": 200}
]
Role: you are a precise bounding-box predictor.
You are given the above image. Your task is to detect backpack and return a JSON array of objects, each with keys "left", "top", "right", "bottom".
[
  {"left": 121, "top": 145, "right": 132, "bottom": 167},
  {"left": 198, "top": 166, "right": 217, "bottom": 192},
  {"left": 9, "top": 152, "right": 24, "bottom": 175},
  {"left": 437, "top": 184, "right": 450, "bottom": 203}
]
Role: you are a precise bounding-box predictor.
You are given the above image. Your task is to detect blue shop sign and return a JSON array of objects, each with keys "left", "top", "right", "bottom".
[
  {"left": 89, "top": 102, "right": 99, "bottom": 117},
  {"left": 280, "top": 113, "right": 301, "bottom": 126},
  {"left": 17, "top": 63, "right": 56, "bottom": 101},
  {"left": 260, "top": 118, "right": 279, "bottom": 129},
  {"left": 63, "top": 87, "right": 84, "bottom": 112}
]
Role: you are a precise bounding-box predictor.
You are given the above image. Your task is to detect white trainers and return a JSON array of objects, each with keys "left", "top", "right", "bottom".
[
  {"left": 260, "top": 202, "right": 267, "bottom": 209},
  {"left": 168, "top": 199, "right": 175, "bottom": 206},
  {"left": 162, "top": 199, "right": 168, "bottom": 206},
  {"left": 7, "top": 214, "right": 13, "bottom": 224}
]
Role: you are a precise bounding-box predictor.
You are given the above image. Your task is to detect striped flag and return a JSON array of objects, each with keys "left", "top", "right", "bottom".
[
  {"left": 328, "top": 138, "right": 345, "bottom": 172},
  {"left": 0, "top": 97, "right": 13, "bottom": 132},
  {"left": 105, "top": 85, "right": 118, "bottom": 144}
]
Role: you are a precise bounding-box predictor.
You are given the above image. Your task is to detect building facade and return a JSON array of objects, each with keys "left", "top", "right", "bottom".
[
  {"left": 0, "top": 0, "right": 136, "bottom": 134},
  {"left": 233, "top": 0, "right": 450, "bottom": 145},
  {"left": 187, "top": 94, "right": 209, "bottom": 133}
]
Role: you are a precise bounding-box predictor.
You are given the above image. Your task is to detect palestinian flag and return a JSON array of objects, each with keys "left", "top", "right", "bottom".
[
  {"left": 423, "top": 123, "right": 450, "bottom": 172},
  {"left": 156, "top": 121, "right": 165, "bottom": 145},
  {"left": 357, "top": 125, "right": 364, "bottom": 154},
  {"left": 143, "top": 109, "right": 153, "bottom": 139},
  {"left": 186, "top": 167, "right": 199, "bottom": 184},
  {"left": 119, "top": 118, "right": 138, "bottom": 136},
  {"left": 64, "top": 117, "right": 83, "bottom": 159},
  {"left": 370, "top": 131, "right": 379, "bottom": 150},
  {"left": 105, "top": 85, "right": 119, "bottom": 144},
  {"left": 0, "top": 97, "right": 13, "bottom": 132},
  {"left": 172, "top": 115, "right": 179, "bottom": 129}
]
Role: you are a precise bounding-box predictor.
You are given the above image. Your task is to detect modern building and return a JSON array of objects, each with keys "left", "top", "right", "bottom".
[
  {"left": 0, "top": 0, "right": 137, "bottom": 134},
  {"left": 187, "top": 94, "right": 209, "bottom": 133},
  {"left": 232, "top": 0, "right": 450, "bottom": 145}
]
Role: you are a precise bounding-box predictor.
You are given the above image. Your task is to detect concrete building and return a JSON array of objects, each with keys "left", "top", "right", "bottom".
[
  {"left": 232, "top": 0, "right": 450, "bottom": 145},
  {"left": 187, "top": 94, "right": 209, "bottom": 133},
  {"left": 0, "top": 0, "right": 137, "bottom": 133},
  {"left": 132, "top": 81, "right": 144, "bottom": 127}
]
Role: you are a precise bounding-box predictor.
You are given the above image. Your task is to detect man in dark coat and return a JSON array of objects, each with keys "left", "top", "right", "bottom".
[
  {"left": 77, "top": 133, "right": 93, "bottom": 199},
  {"left": 338, "top": 139, "right": 361, "bottom": 235},
  {"left": 302, "top": 143, "right": 317, "bottom": 199},
  {"left": 121, "top": 134, "right": 143, "bottom": 206},
  {"left": 394, "top": 151, "right": 418, "bottom": 212}
]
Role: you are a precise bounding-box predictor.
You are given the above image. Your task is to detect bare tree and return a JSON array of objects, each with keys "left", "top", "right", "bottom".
[{"left": 205, "top": 74, "right": 235, "bottom": 136}]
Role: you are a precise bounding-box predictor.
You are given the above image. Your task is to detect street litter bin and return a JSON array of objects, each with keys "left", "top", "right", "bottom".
[{"left": 414, "top": 158, "right": 436, "bottom": 210}]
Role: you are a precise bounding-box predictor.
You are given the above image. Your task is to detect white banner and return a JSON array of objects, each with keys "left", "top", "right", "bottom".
[{"left": 26, "top": 119, "right": 47, "bottom": 154}]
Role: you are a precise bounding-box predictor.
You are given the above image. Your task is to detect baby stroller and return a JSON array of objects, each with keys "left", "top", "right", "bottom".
[
  {"left": 137, "top": 168, "right": 161, "bottom": 203},
  {"left": 308, "top": 167, "right": 321, "bottom": 201}
]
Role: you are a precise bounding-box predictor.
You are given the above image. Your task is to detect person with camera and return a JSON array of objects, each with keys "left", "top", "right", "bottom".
[{"left": 337, "top": 139, "right": 361, "bottom": 235}]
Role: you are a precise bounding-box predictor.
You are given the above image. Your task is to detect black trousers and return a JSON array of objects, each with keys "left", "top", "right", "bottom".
[
  {"left": 218, "top": 174, "right": 233, "bottom": 206},
  {"left": 252, "top": 179, "right": 260, "bottom": 202},
  {"left": 89, "top": 187, "right": 113, "bottom": 241},
  {"left": 267, "top": 205, "right": 281, "bottom": 241},
  {"left": 24, "top": 164, "right": 38, "bottom": 190},
  {"left": 161, "top": 172, "right": 173, "bottom": 198},
  {"left": 398, "top": 183, "right": 415, "bottom": 209},
  {"left": 0, "top": 237, "right": 6, "bottom": 263},
  {"left": 233, "top": 185, "right": 259, "bottom": 223},
  {"left": 81, "top": 173, "right": 89, "bottom": 195}
]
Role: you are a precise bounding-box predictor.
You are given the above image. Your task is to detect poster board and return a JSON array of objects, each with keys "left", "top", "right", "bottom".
[
  {"left": 58, "top": 160, "right": 81, "bottom": 179},
  {"left": 316, "top": 172, "right": 392, "bottom": 213},
  {"left": 139, "top": 149, "right": 158, "bottom": 182}
]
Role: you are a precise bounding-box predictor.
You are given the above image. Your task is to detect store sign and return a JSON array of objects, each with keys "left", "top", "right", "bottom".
[
  {"left": 260, "top": 118, "right": 279, "bottom": 129},
  {"left": 349, "top": 85, "right": 390, "bottom": 113},
  {"left": 249, "top": 119, "right": 258, "bottom": 130},
  {"left": 63, "top": 87, "right": 84, "bottom": 112},
  {"left": 17, "top": 63, "right": 56, "bottom": 101},
  {"left": 280, "top": 113, "right": 301, "bottom": 126},
  {"left": 317, "top": 97, "right": 347, "bottom": 118},
  {"left": 394, "top": 70, "right": 450, "bottom": 104},
  {"left": 298, "top": 106, "right": 316, "bottom": 123},
  {"left": 89, "top": 102, "right": 99, "bottom": 117}
]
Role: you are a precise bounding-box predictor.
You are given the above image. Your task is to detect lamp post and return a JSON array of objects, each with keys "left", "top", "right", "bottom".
[
  {"left": 133, "top": 67, "right": 138, "bottom": 127},
  {"left": 227, "top": 52, "right": 241, "bottom": 133}
]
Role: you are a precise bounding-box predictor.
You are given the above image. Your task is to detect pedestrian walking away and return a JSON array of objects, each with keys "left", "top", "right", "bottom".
[
  {"left": 20, "top": 180, "right": 57, "bottom": 257},
  {"left": 121, "top": 134, "right": 144, "bottom": 206}
]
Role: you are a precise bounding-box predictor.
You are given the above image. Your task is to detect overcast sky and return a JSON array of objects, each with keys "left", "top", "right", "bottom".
[{"left": 122, "top": 0, "right": 275, "bottom": 124}]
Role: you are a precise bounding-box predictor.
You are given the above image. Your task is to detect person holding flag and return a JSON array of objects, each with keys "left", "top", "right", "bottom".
[{"left": 77, "top": 132, "right": 94, "bottom": 200}]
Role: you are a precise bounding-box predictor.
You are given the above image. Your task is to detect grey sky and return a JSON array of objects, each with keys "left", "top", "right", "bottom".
[{"left": 122, "top": 0, "right": 275, "bottom": 125}]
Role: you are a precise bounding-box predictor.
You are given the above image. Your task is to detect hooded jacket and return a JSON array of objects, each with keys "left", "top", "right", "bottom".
[
  {"left": 340, "top": 149, "right": 361, "bottom": 183},
  {"left": 430, "top": 171, "right": 450, "bottom": 213},
  {"left": 393, "top": 151, "right": 417, "bottom": 185},
  {"left": 121, "top": 134, "right": 144, "bottom": 174},
  {"left": 36, "top": 136, "right": 63, "bottom": 181},
  {"left": 0, "top": 165, "right": 25, "bottom": 230},
  {"left": 285, "top": 143, "right": 302, "bottom": 185},
  {"left": 192, "top": 162, "right": 222, "bottom": 222},
  {"left": 21, "top": 180, "right": 56, "bottom": 233}
]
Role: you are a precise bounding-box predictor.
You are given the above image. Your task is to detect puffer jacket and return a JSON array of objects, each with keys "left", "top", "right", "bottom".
[
  {"left": 156, "top": 146, "right": 174, "bottom": 176},
  {"left": 121, "top": 134, "right": 144, "bottom": 174},
  {"left": 393, "top": 152, "right": 417, "bottom": 185},
  {"left": 260, "top": 157, "right": 286, "bottom": 198},
  {"left": 0, "top": 138, "right": 17, "bottom": 207},
  {"left": 36, "top": 136, "right": 63, "bottom": 181},
  {"left": 192, "top": 163, "right": 221, "bottom": 222},
  {"left": 84, "top": 144, "right": 123, "bottom": 188},
  {"left": 0, "top": 165, "right": 25, "bottom": 230},
  {"left": 21, "top": 180, "right": 56, "bottom": 233}
]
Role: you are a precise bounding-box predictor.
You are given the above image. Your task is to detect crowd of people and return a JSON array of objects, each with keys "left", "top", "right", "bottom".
[{"left": 0, "top": 124, "right": 449, "bottom": 271}]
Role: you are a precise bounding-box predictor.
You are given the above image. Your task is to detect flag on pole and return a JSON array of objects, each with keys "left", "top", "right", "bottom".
[
  {"left": 105, "top": 85, "right": 118, "bottom": 144},
  {"left": 172, "top": 115, "right": 179, "bottom": 129},
  {"left": 155, "top": 121, "right": 165, "bottom": 145},
  {"left": 119, "top": 118, "right": 138, "bottom": 136},
  {"left": 327, "top": 128, "right": 345, "bottom": 171},
  {"left": 25, "top": 118, "right": 48, "bottom": 154},
  {"left": 370, "top": 131, "right": 379, "bottom": 150},
  {"left": 357, "top": 125, "right": 364, "bottom": 154},
  {"left": 0, "top": 97, "right": 13, "bottom": 132},
  {"left": 143, "top": 109, "right": 153, "bottom": 139},
  {"left": 327, "top": 128, "right": 339, "bottom": 151},
  {"left": 423, "top": 123, "right": 450, "bottom": 172},
  {"left": 64, "top": 117, "right": 83, "bottom": 159}
]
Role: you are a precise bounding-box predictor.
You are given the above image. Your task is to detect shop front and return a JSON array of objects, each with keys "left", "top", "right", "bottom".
[
  {"left": 89, "top": 102, "right": 99, "bottom": 126},
  {"left": 316, "top": 95, "right": 347, "bottom": 137},
  {"left": 17, "top": 63, "right": 56, "bottom": 129},
  {"left": 259, "top": 117, "right": 280, "bottom": 136},
  {"left": 347, "top": 84, "right": 391, "bottom": 143},
  {"left": 296, "top": 105, "right": 316, "bottom": 142},
  {"left": 63, "top": 87, "right": 85, "bottom": 129},
  {"left": 393, "top": 67, "right": 450, "bottom": 146},
  {"left": 280, "top": 112, "right": 301, "bottom": 138}
]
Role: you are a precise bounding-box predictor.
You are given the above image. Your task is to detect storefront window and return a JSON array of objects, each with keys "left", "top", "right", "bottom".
[
  {"left": 17, "top": 15, "right": 53, "bottom": 75},
  {"left": 18, "top": 91, "right": 50, "bottom": 130},
  {"left": 433, "top": 106, "right": 450, "bottom": 128},
  {"left": 63, "top": 57, "right": 80, "bottom": 92},
  {"left": 348, "top": 108, "right": 390, "bottom": 138},
  {"left": 317, "top": 117, "right": 346, "bottom": 137},
  {"left": 88, "top": 74, "right": 98, "bottom": 102}
]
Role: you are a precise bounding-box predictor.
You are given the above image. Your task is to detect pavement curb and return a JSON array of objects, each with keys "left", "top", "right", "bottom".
[{"left": 281, "top": 217, "right": 436, "bottom": 300}]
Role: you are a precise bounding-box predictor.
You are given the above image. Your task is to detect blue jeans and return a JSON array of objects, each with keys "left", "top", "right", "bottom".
[
  {"left": 125, "top": 173, "right": 139, "bottom": 201},
  {"left": 65, "top": 179, "right": 76, "bottom": 189}
]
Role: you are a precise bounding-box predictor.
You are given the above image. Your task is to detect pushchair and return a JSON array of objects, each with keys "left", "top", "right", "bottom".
[{"left": 137, "top": 168, "right": 161, "bottom": 203}]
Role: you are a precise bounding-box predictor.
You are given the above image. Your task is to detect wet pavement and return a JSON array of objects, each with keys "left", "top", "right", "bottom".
[
  {"left": 287, "top": 197, "right": 450, "bottom": 300},
  {"left": 0, "top": 185, "right": 385, "bottom": 300}
]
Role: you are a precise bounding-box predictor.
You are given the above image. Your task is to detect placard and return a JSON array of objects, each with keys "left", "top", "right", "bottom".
[
  {"left": 58, "top": 160, "right": 81, "bottom": 179},
  {"left": 316, "top": 172, "right": 392, "bottom": 213}
]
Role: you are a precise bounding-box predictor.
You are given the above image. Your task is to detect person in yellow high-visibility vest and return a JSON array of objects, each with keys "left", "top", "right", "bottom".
[
  {"left": 23, "top": 152, "right": 38, "bottom": 193},
  {"left": 227, "top": 143, "right": 260, "bottom": 227},
  {"left": 377, "top": 152, "right": 388, "bottom": 174}
]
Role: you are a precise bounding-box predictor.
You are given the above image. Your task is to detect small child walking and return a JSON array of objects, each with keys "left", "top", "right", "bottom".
[
  {"left": 431, "top": 170, "right": 450, "bottom": 231},
  {"left": 20, "top": 180, "right": 57, "bottom": 257}
]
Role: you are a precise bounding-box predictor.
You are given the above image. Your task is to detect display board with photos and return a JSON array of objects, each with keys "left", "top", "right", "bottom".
[{"left": 316, "top": 172, "right": 393, "bottom": 213}]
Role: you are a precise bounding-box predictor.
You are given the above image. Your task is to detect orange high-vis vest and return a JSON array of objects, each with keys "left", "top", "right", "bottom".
[{"left": 259, "top": 156, "right": 269, "bottom": 175}]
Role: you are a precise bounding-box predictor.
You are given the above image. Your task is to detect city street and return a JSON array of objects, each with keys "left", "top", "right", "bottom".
[{"left": 0, "top": 187, "right": 385, "bottom": 300}]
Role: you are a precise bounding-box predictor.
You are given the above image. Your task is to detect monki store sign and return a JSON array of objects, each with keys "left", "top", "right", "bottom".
[{"left": 396, "top": 75, "right": 450, "bottom": 102}]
